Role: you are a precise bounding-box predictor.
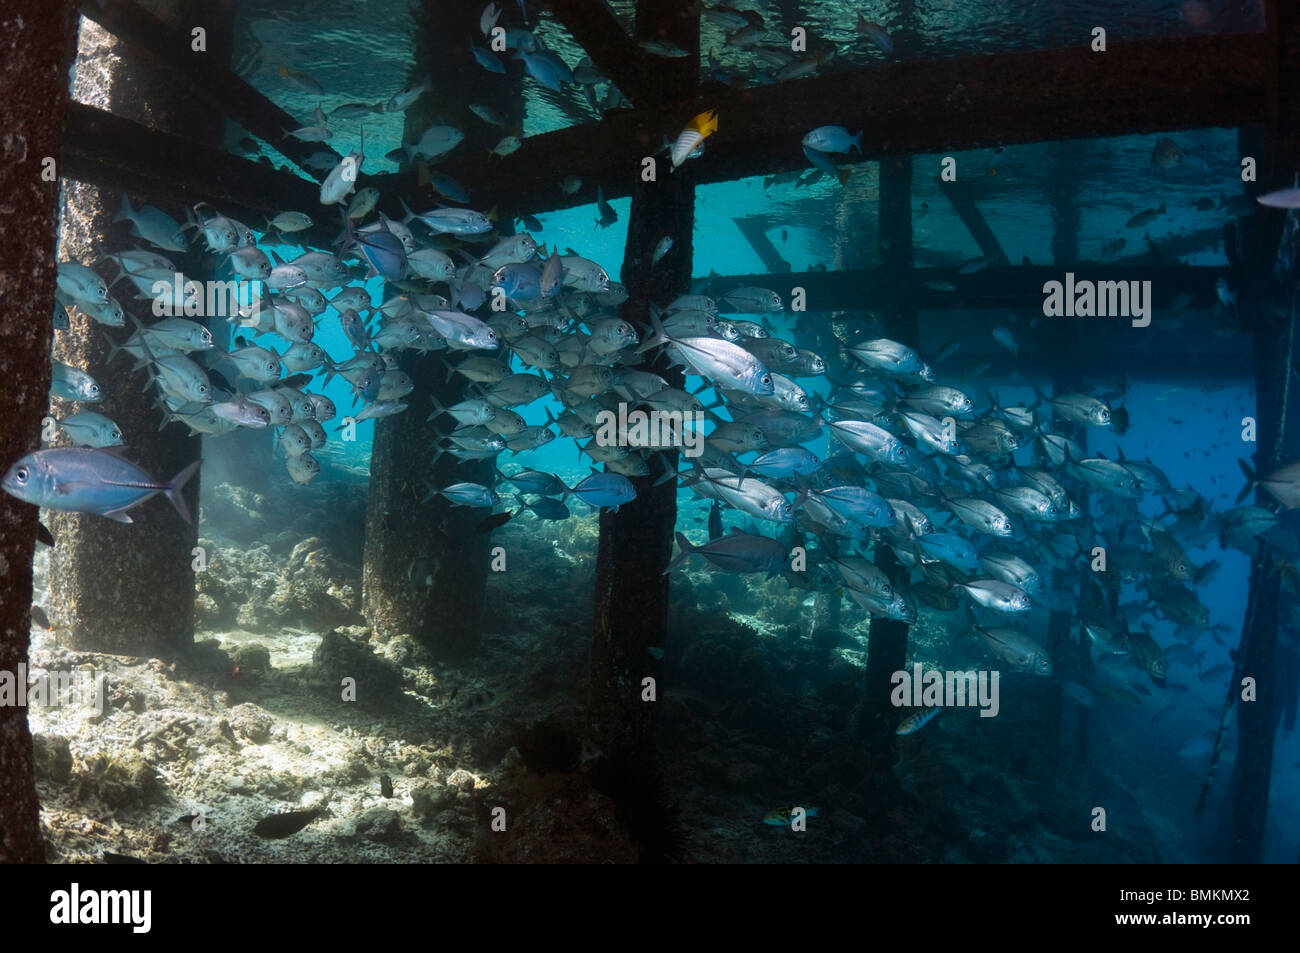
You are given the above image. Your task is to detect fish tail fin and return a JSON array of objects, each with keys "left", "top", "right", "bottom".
[
  {"left": 635, "top": 305, "right": 670, "bottom": 354},
  {"left": 397, "top": 196, "right": 417, "bottom": 227},
  {"left": 837, "top": 168, "right": 852, "bottom": 187},
  {"left": 1029, "top": 383, "right": 1047, "bottom": 412},
  {"left": 665, "top": 531, "right": 695, "bottom": 573},
  {"left": 852, "top": 131, "right": 863, "bottom": 154},
  {"left": 104, "top": 330, "right": 129, "bottom": 367},
  {"left": 1236, "top": 459, "right": 1256, "bottom": 505},
  {"left": 652, "top": 454, "right": 679, "bottom": 487},
  {"left": 426, "top": 394, "right": 450, "bottom": 422},
  {"left": 126, "top": 313, "right": 164, "bottom": 386},
  {"left": 164, "top": 459, "right": 203, "bottom": 524}
]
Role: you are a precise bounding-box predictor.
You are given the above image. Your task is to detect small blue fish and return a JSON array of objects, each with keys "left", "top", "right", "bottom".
[
  {"left": 472, "top": 43, "right": 506, "bottom": 74},
  {"left": 492, "top": 262, "right": 543, "bottom": 302},
  {"left": 341, "top": 211, "right": 407, "bottom": 281},
  {"left": 517, "top": 48, "right": 573, "bottom": 92},
  {"left": 427, "top": 171, "right": 469, "bottom": 203},
  {"left": 801, "top": 145, "right": 850, "bottom": 186},
  {"left": 565, "top": 470, "right": 636, "bottom": 510},
  {"left": 855, "top": 15, "right": 893, "bottom": 53},
  {"left": 801, "top": 126, "right": 863, "bottom": 155},
  {"left": 351, "top": 371, "right": 382, "bottom": 404},
  {"left": 452, "top": 281, "right": 487, "bottom": 312}
]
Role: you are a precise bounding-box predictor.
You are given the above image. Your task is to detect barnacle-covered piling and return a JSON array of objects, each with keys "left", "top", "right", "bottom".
[
  {"left": 46, "top": 7, "right": 230, "bottom": 657},
  {"left": 0, "top": 0, "right": 81, "bottom": 864}
]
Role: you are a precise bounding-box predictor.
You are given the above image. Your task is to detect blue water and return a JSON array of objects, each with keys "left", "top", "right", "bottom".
[{"left": 57, "top": 0, "right": 1296, "bottom": 862}]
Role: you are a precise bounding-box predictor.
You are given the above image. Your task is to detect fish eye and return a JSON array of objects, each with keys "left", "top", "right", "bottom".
[
  {"left": 15, "top": 467, "right": 29, "bottom": 483},
  {"left": 110, "top": 429, "right": 120, "bottom": 440}
]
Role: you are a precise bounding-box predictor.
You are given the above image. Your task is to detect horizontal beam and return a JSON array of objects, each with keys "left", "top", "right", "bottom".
[
  {"left": 62, "top": 102, "right": 320, "bottom": 220},
  {"left": 695, "top": 264, "right": 1226, "bottom": 312},
  {"left": 382, "top": 32, "right": 1270, "bottom": 219},
  {"left": 918, "top": 348, "right": 1254, "bottom": 381},
  {"left": 80, "top": 0, "right": 340, "bottom": 179}
]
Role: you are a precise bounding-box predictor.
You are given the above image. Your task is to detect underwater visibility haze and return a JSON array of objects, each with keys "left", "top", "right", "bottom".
[{"left": 0, "top": 0, "right": 1298, "bottom": 869}]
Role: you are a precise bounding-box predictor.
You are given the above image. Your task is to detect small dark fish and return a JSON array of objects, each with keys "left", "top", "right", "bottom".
[
  {"left": 281, "top": 372, "right": 313, "bottom": 390},
  {"left": 176, "top": 812, "right": 210, "bottom": 826},
  {"left": 253, "top": 808, "right": 322, "bottom": 839},
  {"left": 408, "top": 555, "right": 433, "bottom": 588},
  {"left": 30, "top": 605, "right": 51, "bottom": 631},
  {"left": 207, "top": 368, "right": 236, "bottom": 393},
  {"left": 1111, "top": 404, "right": 1130, "bottom": 436},
  {"left": 380, "top": 773, "right": 393, "bottom": 798},
  {"left": 37, "top": 522, "right": 55, "bottom": 547},
  {"left": 463, "top": 690, "right": 496, "bottom": 711},
  {"left": 594, "top": 185, "right": 618, "bottom": 228},
  {"left": 708, "top": 499, "right": 723, "bottom": 540},
  {"left": 102, "top": 851, "right": 147, "bottom": 864},
  {"left": 523, "top": 496, "right": 570, "bottom": 521},
  {"left": 518, "top": 214, "right": 542, "bottom": 232},
  {"left": 476, "top": 510, "right": 515, "bottom": 533}
]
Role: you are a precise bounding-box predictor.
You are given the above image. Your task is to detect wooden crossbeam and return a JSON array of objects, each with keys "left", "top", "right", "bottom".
[
  {"left": 696, "top": 264, "right": 1226, "bottom": 312},
  {"left": 377, "top": 33, "right": 1269, "bottom": 219},
  {"left": 62, "top": 102, "right": 319, "bottom": 220},
  {"left": 79, "top": 0, "right": 340, "bottom": 178}
]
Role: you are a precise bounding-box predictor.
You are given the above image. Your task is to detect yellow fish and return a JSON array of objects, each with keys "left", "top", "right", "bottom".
[
  {"left": 690, "top": 109, "right": 719, "bottom": 137},
  {"left": 671, "top": 110, "right": 718, "bottom": 169}
]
